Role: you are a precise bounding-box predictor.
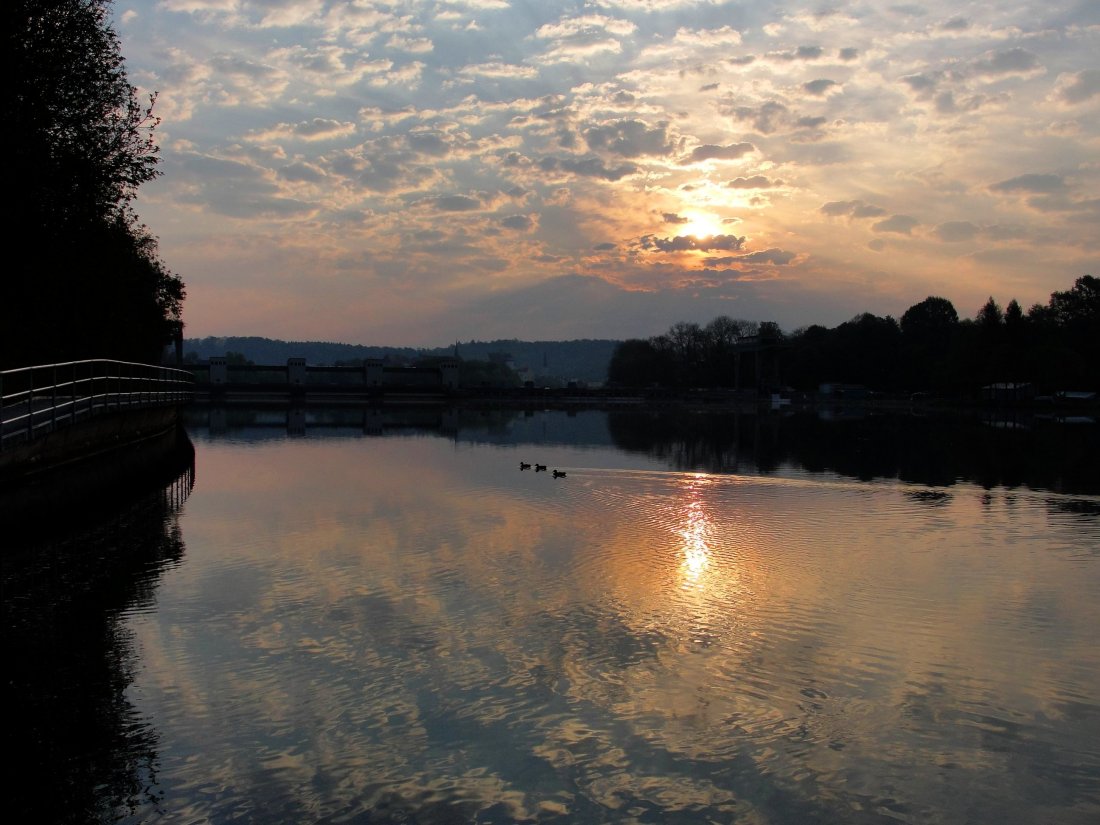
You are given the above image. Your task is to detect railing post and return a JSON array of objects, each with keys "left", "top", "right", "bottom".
[{"left": 51, "top": 363, "right": 57, "bottom": 430}]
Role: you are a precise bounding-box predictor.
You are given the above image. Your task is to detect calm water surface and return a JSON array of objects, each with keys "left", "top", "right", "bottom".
[{"left": 7, "top": 409, "right": 1100, "bottom": 824}]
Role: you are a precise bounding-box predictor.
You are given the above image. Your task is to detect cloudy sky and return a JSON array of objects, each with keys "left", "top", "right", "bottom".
[{"left": 115, "top": 0, "right": 1099, "bottom": 346}]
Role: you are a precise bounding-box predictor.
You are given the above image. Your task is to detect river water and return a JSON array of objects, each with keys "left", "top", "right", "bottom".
[{"left": 6, "top": 407, "right": 1100, "bottom": 824}]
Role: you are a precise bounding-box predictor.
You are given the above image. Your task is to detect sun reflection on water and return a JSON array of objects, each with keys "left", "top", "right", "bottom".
[{"left": 677, "top": 475, "right": 715, "bottom": 591}]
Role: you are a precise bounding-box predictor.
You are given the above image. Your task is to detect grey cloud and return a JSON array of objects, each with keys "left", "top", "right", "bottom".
[
  {"left": 872, "top": 214, "right": 919, "bottom": 234},
  {"left": 407, "top": 131, "right": 451, "bottom": 156},
  {"left": 209, "top": 54, "right": 278, "bottom": 80},
  {"left": 539, "top": 155, "right": 640, "bottom": 181},
  {"left": 838, "top": 48, "right": 859, "bottom": 61},
  {"left": 292, "top": 118, "right": 351, "bottom": 138},
  {"left": 934, "top": 221, "right": 978, "bottom": 242},
  {"left": 1061, "top": 69, "right": 1100, "bottom": 104},
  {"left": 769, "top": 46, "right": 824, "bottom": 61},
  {"left": 583, "top": 119, "right": 675, "bottom": 158},
  {"left": 695, "top": 250, "right": 792, "bottom": 266},
  {"left": 973, "top": 48, "right": 1039, "bottom": 76},
  {"left": 902, "top": 73, "right": 938, "bottom": 95},
  {"left": 940, "top": 17, "right": 969, "bottom": 31},
  {"left": 821, "top": 200, "right": 887, "bottom": 218},
  {"left": 663, "top": 213, "right": 689, "bottom": 224},
  {"left": 435, "top": 195, "right": 481, "bottom": 211},
  {"left": 737, "top": 248, "right": 796, "bottom": 265},
  {"left": 727, "top": 101, "right": 788, "bottom": 134},
  {"left": 727, "top": 176, "right": 780, "bottom": 189},
  {"left": 803, "top": 79, "right": 839, "bottom": 96},
  {"left": 990, "top": 173, "right": 1066, "bottom": 194},
  {"left": 279, "top": 162, "right": 326, "bottom": 183},
  {"left": 500, "top": 214, "right": 533, "bottom": 230},
  {"left": 796, "top": 116, "right": 827, "bottom": 129},
  {"left": 640, "top": 234, "right": 747, "bottom": 252},
  {"left": 687, "top": 142, "right": 755, "bottom": 162},
  {"left": 593, "top": 242, "right": 617, "bottom": 250}
]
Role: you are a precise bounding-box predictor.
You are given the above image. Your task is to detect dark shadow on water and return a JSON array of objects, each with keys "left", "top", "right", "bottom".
[
  {"left": 3, "top": 428, "right": 195, "bottom": 823},
  {"left": 605, "top": 409, "right": 1100, "bottom": 496}
]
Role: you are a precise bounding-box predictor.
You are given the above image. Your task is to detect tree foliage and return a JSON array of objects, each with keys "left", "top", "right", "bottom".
[
  {"left": 607, "top": 276, "right": 1098, "bottom": 395},
  {"left": 3, "top": 0, "right": 184, "bottom": 369}
]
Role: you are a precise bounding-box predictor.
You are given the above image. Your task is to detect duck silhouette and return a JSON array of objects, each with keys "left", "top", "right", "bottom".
[
  {"left": 552, "top": 470, "right": 567, "bottom": 478},
  {"left": 534, "top": 463, "right": 547, "bottom": 472},
  {"left": 519, "top": 461, "right": 531, "bottom": 470}
]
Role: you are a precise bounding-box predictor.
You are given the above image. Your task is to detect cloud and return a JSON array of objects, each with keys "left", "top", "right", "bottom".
[
  {"left": 278, "top": 161, "right": 327, "bottom": 183},
  {"left": 499, "top": 214, "right": 534, "bottom": 231},
  {"left": 724, "top": 101, "right": 789, "bottom": 134},
  {"left": 872, "top": 215, "right": 920, "bottom": 234},
  {"left": 386, "top": 35, "right": 433, "bottom": 53},
  {"left": 685, "top": 142, "right": 755, "bottom": 163},
  {"left": 727, "top": 176, "right": 781, "bottom": 189},
  {"left": 708, "top": 248, "right": 796, "bottom": 265},
  {"left": 539, "top": 155, "right": 640, "bottom": 180},
  {"left": 640, "top": 234, "right": 747, "bottom": 252},
  {"left": 902, "top": 73, "right": 940, "bottom": 96},
  {"left": 247, "top": 118, "right": 357, "bottom": 143},
  {"left": 457, "top": 61, "right": 539, "bottom": 80},
  {"left": 802, "top": 79, "right": 840, "bottom": 96},
  {"left": 820, "top": 200, "right": 887, "bottom": 218},
  {"left": 767, "top": 46, "right": 825, "bottom": 62},
  {"left": 972, "top": 47, "right": 1040, "bottom": 77},
  {"left": 672, "top": 25, "right": 743, "bottom": 48},
  {"left": 1056, "top": 69, "right": 1100, "bottom": 105},
  {"left": 434, "top": 195, "right": 482, "bottom": 211},
  {"left": 662, "top": 213, "right": 689, "bottom": 224},
  {"left": 989, "top": 174, "right": 1066, "bottom": 194},
  {"left": 584, "top": 119, "right": 676, "bottom": 158},
  {"left": 934, "top": 221, "right": 979, "bottom": 242}
]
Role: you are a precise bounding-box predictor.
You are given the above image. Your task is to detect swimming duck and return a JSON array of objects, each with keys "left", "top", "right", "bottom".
[
  {"left": 519, "top": 461, "right": 531, "bottom": 470},
  {"left": 553, "top": 470, "right": 567, "bottom": 478},
  {"left": 534, "top": 463, "right": 547, "bottom": 472}
]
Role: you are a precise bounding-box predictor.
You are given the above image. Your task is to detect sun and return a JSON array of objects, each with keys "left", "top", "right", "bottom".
[{"left": 679, "top": 211, "right": 724, "bottom": 240}]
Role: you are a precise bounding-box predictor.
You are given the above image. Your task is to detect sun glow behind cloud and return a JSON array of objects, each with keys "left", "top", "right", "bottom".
[{"left": 116, "top": 0, "right": 1100, "bottom": 345}]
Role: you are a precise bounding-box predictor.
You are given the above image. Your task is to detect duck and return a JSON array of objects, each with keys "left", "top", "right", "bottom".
[
  {"left": 552, "top": 469, "right": 567, "bottom": 478},
  {"left": 534, "top": 463, "right": 547, "bottom": 472},
  {"left": 519, "top": 461, "right": 531, "bottom": 470}
]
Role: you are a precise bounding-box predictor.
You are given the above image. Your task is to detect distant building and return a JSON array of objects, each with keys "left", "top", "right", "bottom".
[{"left": 981, "top": 382, "right": 1033, "bottom": 403}]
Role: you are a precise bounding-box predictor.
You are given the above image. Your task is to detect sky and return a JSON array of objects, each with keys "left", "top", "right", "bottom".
[{"left": 114, "top": 0, "right": 1100, "bottom": 346}]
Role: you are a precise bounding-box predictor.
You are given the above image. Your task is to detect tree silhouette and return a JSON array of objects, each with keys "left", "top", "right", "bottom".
[{"left": 3, "top": 0, "right": 184, "bottom": 369}]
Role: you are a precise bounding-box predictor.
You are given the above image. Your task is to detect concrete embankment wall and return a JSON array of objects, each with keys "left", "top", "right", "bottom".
[{"left": 0, "top": 406, "right": 182, "bottom": 484}]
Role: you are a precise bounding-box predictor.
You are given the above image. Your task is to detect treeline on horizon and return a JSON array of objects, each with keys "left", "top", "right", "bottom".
[
  {"left": 3, "top": 0, "right": 184, "bottom": 371},
  {"left": 607, "top": 275, "right": 1099, "bottom": 395}
]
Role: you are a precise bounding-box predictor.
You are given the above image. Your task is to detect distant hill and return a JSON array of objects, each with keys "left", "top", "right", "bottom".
[{"left": 182, "top": 336, "right": 621, "bottom": 384}]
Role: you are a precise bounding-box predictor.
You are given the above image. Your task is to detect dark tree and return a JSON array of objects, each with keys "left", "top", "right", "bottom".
[
  {"left": 900, "top": 296, "right": 961, "bottom": 392},
  {"left": 607, "top": 339, "right": 662, "bottom": 387},
  {"left": 3, "top": 0, "right": 184, "bottom": 369},
  {"left": 900, "top": 296, "right": 958, "bottom": 338}
]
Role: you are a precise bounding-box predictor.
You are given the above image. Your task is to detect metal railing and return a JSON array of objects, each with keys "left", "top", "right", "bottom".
[{"left": 0, "top": 359, "right": 195, "bottom": 452}]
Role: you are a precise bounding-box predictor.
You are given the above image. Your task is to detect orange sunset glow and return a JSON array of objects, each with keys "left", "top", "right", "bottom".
[{"left": 113, "top": 1, "right": 1098, "bottom": 345}]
